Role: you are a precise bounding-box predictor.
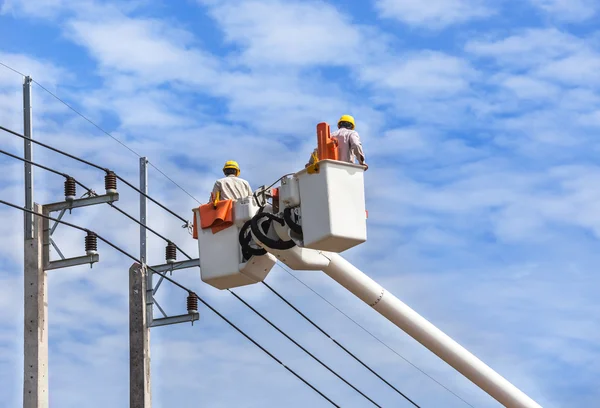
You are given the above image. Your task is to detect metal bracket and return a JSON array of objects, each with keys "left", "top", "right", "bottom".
[
  {"left": 150, "top": 313, "right": 200, "bottom": 328},
  {"left": 146, "top": 258, "right": 200, "bottom": 328},
  {"left": 46, "top": 254, "right": 99, "bottom": 270},
  {"left": 149, "top": 258, "right": 200, "bottom": 274},
  {"left": 42, "top": 193, "right": 119, "bottom": 270},
  {"left": 44, "top": 193, "right": 119, "bottom": 213}
]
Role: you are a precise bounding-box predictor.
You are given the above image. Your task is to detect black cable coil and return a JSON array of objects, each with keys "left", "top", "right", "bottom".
[
  {"left": 283, "top": 207, "right": 303, "bottom": 235},
  {"left": 239, "top": 220, "right": 268, "bottom": 262},
  {"left": 250, "top": 210, "right": 296, "bottom": 251}
]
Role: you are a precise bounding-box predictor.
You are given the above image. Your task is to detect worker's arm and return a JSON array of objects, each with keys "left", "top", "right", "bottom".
[
  {"left": 349, "top": 131, "right": 368, "bottom": 170},
  {"left": 209, "top": 181, "right": 221, "bottom": 203},
  {"left": 244, "top": 180, "right": 253, "bottom": 197}
]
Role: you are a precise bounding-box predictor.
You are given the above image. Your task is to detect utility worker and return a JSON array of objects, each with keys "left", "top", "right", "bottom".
[
  {"left": 209, "top": 160, "right": 253, "bottom": 202},
  {"left": 306, "top": 114, "right": 368, "bottom": 170}
]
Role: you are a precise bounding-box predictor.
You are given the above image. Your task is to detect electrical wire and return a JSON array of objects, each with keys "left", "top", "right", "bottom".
[
  {"left": 0, "top": 150, "right": 193, "bottom": 259},
  {"left": 228, "top": 289, "right": 381, "bottom": 407},
  {"left": 32, "top": 80, "right": 202, "bottom": 205},
  {"left": 0, "top": 124, "right": 189, "bottom": 224},
  {"left": 261, "top": 281, "right": 420, "bottom": 407},
  {"left": 0, "top": 61, "right": 201, "bottom": 205},
  {"left": 0, "top": 199, "right": 339, "bottom": 408},
  {"left": 276, "top": 263, "right": 476, "bottom": 408},
  {"left": 0, "top": 61, "right": 27, "bottom": 77}
]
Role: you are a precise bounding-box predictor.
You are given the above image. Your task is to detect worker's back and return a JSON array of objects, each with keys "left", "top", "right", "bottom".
[
  {"left": 212, "top": 175, "right": 253, "bottom": 201},
  {"left": 331, "top": 128, "right": 364, "bottom": 164}
]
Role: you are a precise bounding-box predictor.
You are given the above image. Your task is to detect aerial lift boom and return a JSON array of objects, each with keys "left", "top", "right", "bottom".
[{"left": 193, "top": 123, "right": 543, "bottom": 408}]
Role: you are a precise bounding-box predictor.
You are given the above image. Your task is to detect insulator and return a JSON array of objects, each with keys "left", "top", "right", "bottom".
[
  {"left": 104, "top": 171, "right": 117, "bottom": 194},
  {"left": 85, "top": 231, "right": 98, "bottom": 256},
  {"left": 166, "top": 241, "right": 177, "bottom": 264},
  {"left": 64, "top": 177, "right": 76, "bottom": 201},
  {"left": 187, "top": 293, "right": 198, "bottom": 314}
]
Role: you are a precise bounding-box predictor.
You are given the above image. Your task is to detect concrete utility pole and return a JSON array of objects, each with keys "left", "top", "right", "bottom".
[
  {"left": 23, "top": 76, "right": 33, "bottom": 239},
  {"left": 23, "top": 204, "right": 48, "bottom": 408},
  {"left": 22, "top": 75, "right": 48, "bottom": 408},
  {"left": 129, "top": 263, "right": 152, "bottom": 408}
]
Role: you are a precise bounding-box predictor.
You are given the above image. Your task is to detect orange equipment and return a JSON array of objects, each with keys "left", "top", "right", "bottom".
[{"left": 193, "top": 199, "right": 234, "bottom": 237}]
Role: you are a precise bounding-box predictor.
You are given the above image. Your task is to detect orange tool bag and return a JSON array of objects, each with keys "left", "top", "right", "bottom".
[{"left": 193, "top": 199, "right": 234, "bottom": 238}]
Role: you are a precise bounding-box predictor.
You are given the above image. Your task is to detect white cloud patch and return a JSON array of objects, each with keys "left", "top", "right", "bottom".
[
  {"left": 201, "top": 0, "right": 368, "bottom": 67},
  {"left": 529, "top": 0, "right": 598, "bottom": 21},
  {"left": 66, "top": 16, "right": 219, "bottom": 87},
  {"left": 358, "top": 51, "right": 477, "bottom": 96},
  {"left": 375, "top": 0, "right": 493, "bottom": 29}
]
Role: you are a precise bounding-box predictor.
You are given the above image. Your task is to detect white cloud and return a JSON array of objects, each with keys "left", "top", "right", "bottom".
[
  {"left": 499, "top": 75, "right": 560, "bottom": 100},
  {"left": 66, "top": 17, "right": 219, "bottom": 87},
  {"left": 375, "top": 0, "right": 493, "bottom": 29},
  {"left": 358, "top": 51, "right": 477, "bottom": 96},
  {"left": 465, "top": 28, "right": 582, "bottom": 68},
  {"left": 529, "top": 0, "right": 598, "bottom": 21},
  {"left": 201, "top": 0, "right": 370, "bottom": 67}
]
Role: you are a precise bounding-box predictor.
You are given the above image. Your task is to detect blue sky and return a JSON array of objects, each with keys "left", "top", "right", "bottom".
[{"left": 1, "top": 0, "right": 600, "bottom": 407}]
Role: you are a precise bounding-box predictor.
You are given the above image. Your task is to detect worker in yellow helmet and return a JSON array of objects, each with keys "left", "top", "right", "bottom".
[
  {"left": 306, "top": 114, "right": 368, "bottom": 170},
  {"left": 209, "top": 160, "right": 253, "bottom": 202},
  {"left": 332, "top": 114, "right": 367, "bottom": 169}
]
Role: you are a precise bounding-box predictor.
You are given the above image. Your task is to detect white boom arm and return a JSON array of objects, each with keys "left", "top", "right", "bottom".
[{"left": 263, "top": 227, "right": 542, "bottom": 408}]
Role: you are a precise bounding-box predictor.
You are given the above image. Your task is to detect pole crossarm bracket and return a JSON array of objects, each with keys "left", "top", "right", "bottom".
[
  {"left": 45, "top": 254, "right": 99, "bottom": 270},
  {"left": 44, "top": 193, "right": 119, "bottom": 213},
  {"left": 41, "top": 194, "right": 119, "bottom": 269},
  {"left": 150, "top": 313, "right": 200, "bottom": 328},
  {"left": 148, "top": 258, "right": 200, "bottom": 275},
  {"left": 145, "top": 258, "right": 201, "bottom": 328}
]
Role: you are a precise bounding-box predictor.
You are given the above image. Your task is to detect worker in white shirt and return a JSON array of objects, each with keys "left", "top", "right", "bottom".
[
  {"left": 210, "top": 160, "right": 253, "bottom": 202},
  {"left": 332, "top": 114, "right": 367, "bottom": 169},
  {"left": 306, "top": 115, "right": 368, "bottom": 170}
]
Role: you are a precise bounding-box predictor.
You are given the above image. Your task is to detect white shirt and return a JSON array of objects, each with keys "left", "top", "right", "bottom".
[
  {"left": 210, "top": 175, "right": 253, "bottom": 202},
  {"left": 331, "top": 128, "right": 365, "bottom": 164}
]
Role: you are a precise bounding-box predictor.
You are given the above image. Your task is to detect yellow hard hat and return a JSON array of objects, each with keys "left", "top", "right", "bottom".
[
  {"left": 223, "top": 160, "right": 240, "bottom": 176},
  {"left": 338, "top": 114, "right": 355, "bottom": 130}
]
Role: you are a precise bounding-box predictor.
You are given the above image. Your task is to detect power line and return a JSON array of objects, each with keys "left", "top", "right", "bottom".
[
  {"left": 228, "top": 289, "right": 381, "bottom": 407},
  {"left": 0, "top": 124, "right": 189, "bottom": 224},
  {"left": 276, "top": 264, "right": 475, "bottom": 408},
  {"left": 1, "top": 199, "right": 340, "bottom": 407},
  {"left": 0, "top": 150, "right": 192, "bottom": 259},
  {"left": 0, "top": 61, "right": 201, "bottom": 205},
  {"left": 261, "top": 281, "right": 420, "bottom": 407},
  {"left": 30, "top": 80, "right": 203, "bottom": 206},
  {"left": 0, "top": 61, "right": 27, "bottom": 77}
]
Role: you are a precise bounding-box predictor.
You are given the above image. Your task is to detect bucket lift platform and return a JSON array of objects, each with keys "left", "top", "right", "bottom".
[{"left": 193, "top": 196, "right": 277, "bottom": 290}]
